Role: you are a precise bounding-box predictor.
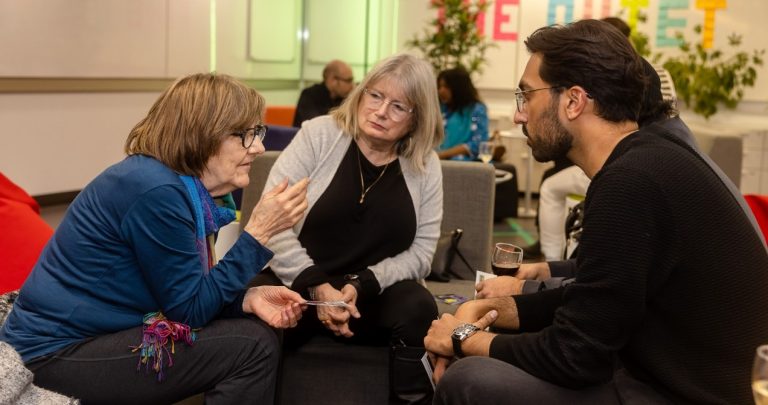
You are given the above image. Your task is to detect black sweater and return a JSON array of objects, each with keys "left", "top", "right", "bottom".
[
  {"left": 292, "top": 83, "right": 343, "bottom": 127},
  {"left": 492, "top": 128, "right": 768, "bottom": 404}
]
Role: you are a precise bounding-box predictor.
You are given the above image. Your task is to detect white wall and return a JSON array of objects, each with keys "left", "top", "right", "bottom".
[
  {"left": 0, "top": 92, "right": 154, "bottom": 195},
  {"left": 0, "top": 0, "right": 211, "bottom": 78},
  {"left": 0, "top": 0, "right": 212, "bottom": 196},
  {"left": 0, "top": 0, "right": 397, "bottom": 196},
  {"left": 0, "top": 88, "right": 299, "bottom": 196}
]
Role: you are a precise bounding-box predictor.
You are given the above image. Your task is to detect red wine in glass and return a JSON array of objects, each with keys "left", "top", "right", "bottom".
[
  {"left": 492, "top": 243, "right": 523, "bottom": 276},
  {"left": 492, "top": 262, "right": 520, "bottom": 276}
]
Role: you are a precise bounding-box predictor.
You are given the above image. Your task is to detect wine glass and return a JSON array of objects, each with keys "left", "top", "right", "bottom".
[
  {"left": 753, "top": 345, "right": 768, "bottom": 404},
  {"left": 478, "top": 141, "right": 493, "bottom": 164},
  {"left": 492, "top": 243, "right": 523, "bottom": 276}
]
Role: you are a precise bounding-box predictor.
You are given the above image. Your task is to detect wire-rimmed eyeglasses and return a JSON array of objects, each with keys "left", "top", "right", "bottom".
[
  {"left": 513, "top": 87, "right": 559, "bottom": 113},
  {"left": 231, "top": 125, "right": 268, "bottom": 149},
  {"left": 362, "top": 88, "right": 413, "bottom": 122}
]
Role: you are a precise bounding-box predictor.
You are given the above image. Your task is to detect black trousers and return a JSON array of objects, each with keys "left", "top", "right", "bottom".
[
  {"left": 27, "top": 317, "right": 280, "bottom": 405},
  {"left": 249, "top": 270, "right": 438, "bottom": 348}
]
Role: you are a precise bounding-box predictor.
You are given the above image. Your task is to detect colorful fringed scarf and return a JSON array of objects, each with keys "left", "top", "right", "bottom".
[
  {"left": 132, "top": 175, "right": 236, "bottom": 380},
  {"left": 131, "top": 312, "right": 196, "bottom": 381},
  {"left": 179, "top": 175, "right": 237, "bottom": 272}
]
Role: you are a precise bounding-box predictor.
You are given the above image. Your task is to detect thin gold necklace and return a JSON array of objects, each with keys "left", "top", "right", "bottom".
[{"left": 356, "top": 147, "right": 390, "bottom": 204}]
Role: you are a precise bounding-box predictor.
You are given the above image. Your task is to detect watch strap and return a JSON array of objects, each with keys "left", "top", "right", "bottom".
[
  {"left": 344, "top": 274, "right": 362, "bottom": 292},
  {"left": 452, "top": 334, "right": 465, "bottom": 358}
]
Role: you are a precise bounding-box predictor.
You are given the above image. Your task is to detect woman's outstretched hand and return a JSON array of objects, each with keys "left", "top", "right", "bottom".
[
  {"left": 244, "top": 177, "right": 309, "bottom": 245},
  {"left": 242, "top": 286, "right": 306, "bottom": 328}
]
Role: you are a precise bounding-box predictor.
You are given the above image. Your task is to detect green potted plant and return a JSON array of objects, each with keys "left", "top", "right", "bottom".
[
  {"left": 654, "top": 25, "right": 764, "bottom": 119},
  {"left": 406, "top": 0, "right": 494, "bottom": 75},
  {"left": 628, "top": 12, "right": 652, "bottom": 58}
]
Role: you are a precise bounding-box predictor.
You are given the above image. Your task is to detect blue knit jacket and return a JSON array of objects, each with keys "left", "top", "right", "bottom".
[{"left": 0, "top": 155, "right": 272, "bottom": 362}]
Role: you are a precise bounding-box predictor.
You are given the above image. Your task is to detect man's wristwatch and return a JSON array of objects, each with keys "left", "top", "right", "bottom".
[
  {"left": 344, "top": 274, "right": 361, "bottom": 292},
  {"left": 451, "top": 323, "right": 480, "bottom": 358}
]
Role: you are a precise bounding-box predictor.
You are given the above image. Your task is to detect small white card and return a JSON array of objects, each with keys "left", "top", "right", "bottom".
[
  {"left": 474, "top": 270, "right": 497, "bottom": 298},
  {"left": 421, "top": 352, "right": 436, "bottom": 390}
]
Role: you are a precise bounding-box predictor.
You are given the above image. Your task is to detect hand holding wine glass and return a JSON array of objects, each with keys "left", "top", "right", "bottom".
[{"left": 492, "top": 243, "right": 523, "bottom": 276}]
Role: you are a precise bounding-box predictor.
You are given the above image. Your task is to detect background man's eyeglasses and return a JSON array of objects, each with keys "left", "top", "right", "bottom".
[
  {"left": 362, "top": 88, "right": 413, "bottom": 122},
  {"left": 335, "top": 76, "right": 354, "bottom": 84},
  {"left": 232, "top": 125, "right": 268, "bottom": 149}
]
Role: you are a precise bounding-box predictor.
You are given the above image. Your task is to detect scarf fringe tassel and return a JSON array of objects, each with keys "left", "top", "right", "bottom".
[{"left": 130, "top": 312, "right": 196, "bottom": 381}]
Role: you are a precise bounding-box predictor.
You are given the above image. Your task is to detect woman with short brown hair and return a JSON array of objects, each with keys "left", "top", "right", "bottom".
[{"left": 1, "top": 72, "right": 309, "bottom": 403}]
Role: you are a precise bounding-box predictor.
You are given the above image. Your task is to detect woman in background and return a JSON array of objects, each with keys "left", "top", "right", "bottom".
[
  {"left": 0, "top": 73, "right": 308, "bottom": 404},
  {"left": 436, "top": 67, "right": 489, "bottom": 160},
  {"left": 250, "top": 53, "right": 443, "bottom": 403}
]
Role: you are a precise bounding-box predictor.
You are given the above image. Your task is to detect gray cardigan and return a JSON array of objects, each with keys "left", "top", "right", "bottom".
[{"left": 262, "top": 115, "right": 443, "bottom": 291}]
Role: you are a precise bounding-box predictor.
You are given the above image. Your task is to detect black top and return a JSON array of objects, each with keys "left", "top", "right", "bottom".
[
  {"left": 496, "top": 128, "right": 768, "bottom": 404},
  {"left": 292, "top": 142, "right": 416, "bottom": 301},
  {"left": 292, "top": 83, "right": 343, "bottom": 127}
]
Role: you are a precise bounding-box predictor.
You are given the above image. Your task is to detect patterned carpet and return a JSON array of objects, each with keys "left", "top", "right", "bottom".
[{"left": 493, "top": 216, "right": 538, "bottom": 251}]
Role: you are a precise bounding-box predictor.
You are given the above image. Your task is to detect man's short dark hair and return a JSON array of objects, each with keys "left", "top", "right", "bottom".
[
  {"left": 601, "top": 17, "right": 631, "bottom": 37},
  {"left": 524, "top": 19, "right": 645, "bottom": 123}
]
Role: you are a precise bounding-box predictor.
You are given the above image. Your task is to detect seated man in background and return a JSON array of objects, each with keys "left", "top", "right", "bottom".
[
  {"left": 425, "top": 19, "right": 768, "bottom": 404},
  {"left": 292, "top": 59, "right": 355, "bottom": 127}
]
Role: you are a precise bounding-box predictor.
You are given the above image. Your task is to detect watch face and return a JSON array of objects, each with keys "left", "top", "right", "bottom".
[{"left": 452, "top": 324, "right": 479, "bottom": 340}]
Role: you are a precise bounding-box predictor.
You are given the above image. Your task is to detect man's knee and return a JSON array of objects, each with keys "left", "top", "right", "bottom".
[
  {"left": 437, "top": 357, "right": 621, "bottom": 404},
  {"left": 436, "top": 357, "right": 509, "bottom": 404}
]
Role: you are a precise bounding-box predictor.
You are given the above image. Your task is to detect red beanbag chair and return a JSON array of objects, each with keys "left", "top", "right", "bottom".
[
  {"left": 744, "top": 194, "right": 768, "bottom": 242},
  {"left": 0, "top": 173, "right": 54, "bottom": 294}
]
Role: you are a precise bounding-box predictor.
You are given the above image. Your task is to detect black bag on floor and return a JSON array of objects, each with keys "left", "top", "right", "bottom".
[{"left": 428, "top": 228, "right": 474, "bottom": 281}]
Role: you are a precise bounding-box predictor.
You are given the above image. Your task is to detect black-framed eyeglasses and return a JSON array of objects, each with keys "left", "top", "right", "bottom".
[
  {"left": 362, "top": 88, "right": 413, "bottom": 122},
  {"left": 231, "top": 125, "right": 268, "bottom": 149},
  {"left": 513, "top": 86, "right": 559, "bottom": 113}
]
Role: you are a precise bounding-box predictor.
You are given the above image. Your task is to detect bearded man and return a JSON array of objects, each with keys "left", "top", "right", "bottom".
[{"left": 424, "top": 19, "right": 768, "bottom": 405}]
